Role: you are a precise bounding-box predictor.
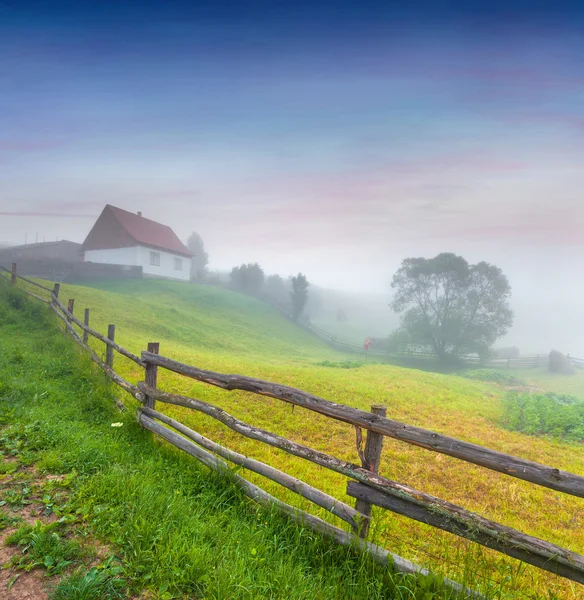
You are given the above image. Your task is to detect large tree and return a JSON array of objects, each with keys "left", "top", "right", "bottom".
[
  {"left": 390, "top": 253, "right": 513, "bottom": 362},
  {"left": 230, "top": 263, "right": 265, "bottom": 296},
  {"left": 290, "top": 273, "right": 309, "bottom": 321},
  {"left": 186, "top": 232, "right": 209, "bottom": 280}
]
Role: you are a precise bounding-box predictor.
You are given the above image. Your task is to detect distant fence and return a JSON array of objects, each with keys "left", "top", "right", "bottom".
[
  {"left": 3, "top": 263, "right": 584, "bottom": 593},
  {"left": 305, "top": 320, "right": 584, "bottom": 370},
  {"left": 0, "top": 258, "right": 143, "bottom": 283}
]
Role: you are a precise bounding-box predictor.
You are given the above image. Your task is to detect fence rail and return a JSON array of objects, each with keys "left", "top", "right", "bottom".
[
  {"left": 305, "top": 320, "right": 584, "bottom": 370},
  {"left": 4, "top": 263, "right": 584, "bottom": 593}
]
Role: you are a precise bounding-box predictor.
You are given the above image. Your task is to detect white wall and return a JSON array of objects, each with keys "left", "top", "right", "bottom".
[
  {"left": 84, "top": 246, "right": 191, "bottom": 281},
  {"left": 84, "top": 247, "right": 139, "bottom": 266},
  {"left": 136, "top": 246, "right": 191, "bottom": 281}
]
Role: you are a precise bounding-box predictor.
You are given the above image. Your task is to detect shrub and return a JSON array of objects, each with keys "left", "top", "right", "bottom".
[
  {"left": 316, "top": 360, "right": 363, "bottom": 369},
  {"left": 502, "top": 392, "right": 584, "bottom": 443},
  {"left": 463, "top": 369, "right": 525, "bottom": 386}
]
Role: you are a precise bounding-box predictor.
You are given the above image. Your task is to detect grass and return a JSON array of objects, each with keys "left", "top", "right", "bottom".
[
  {"left": 6, "top": 520, "right": 82, "bottom": 575},
  {"left": 462, "top": 369, "right": 527, "bottom": 387},
  {"left": 0, "top": 280, "right": 463, "bottom": 600},
  {"left": 502, "top": 391, "right": 584, "bottom": 442},
  {"left": 2, "top": 277, "right": 584, "bottom": 598}
]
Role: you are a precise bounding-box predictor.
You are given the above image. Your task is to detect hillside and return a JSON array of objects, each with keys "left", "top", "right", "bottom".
[
  {"left": 0, "top": 281, "right": 462, "bottom": 600},
  {"left": 5, "top": 278, "right": 584, "bottom": 599}
]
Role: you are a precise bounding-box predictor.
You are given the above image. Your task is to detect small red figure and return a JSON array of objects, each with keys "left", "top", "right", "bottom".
[{"left": 364, "top": 337, "right": 372, "bottom": 352}]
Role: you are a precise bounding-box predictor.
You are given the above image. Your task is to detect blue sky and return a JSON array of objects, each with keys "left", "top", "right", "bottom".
[{"left": 1, "top": 1, "right": 583, "bottom": 298}]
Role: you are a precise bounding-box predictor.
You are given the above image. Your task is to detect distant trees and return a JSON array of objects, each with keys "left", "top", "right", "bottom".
[
  {"left": 390, "top": 253, "right": 513, "bottom": 363},
  {"left": 186, "top": 232, "right": 209, "bottom": 280},
  {"left": 290, "top": 273, "right": 309, "bottom": 321},
  {"left": 265, "top": 274, "right": 290, "bottom": 309},
  {"left": 230, "top": 263, "right": 265, "bottom": 296}
]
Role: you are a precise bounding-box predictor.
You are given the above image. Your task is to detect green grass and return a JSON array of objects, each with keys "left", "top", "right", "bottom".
[
  {"left": 6, "top": 520, "right": 82, "bottom": 575},
  {"left": 502, "top": 392, "right": 584, "bottom": 442},
  {"left": 462, "top": 369, "right": 526, "bottom": 387},
  {"left": 3, "top": 277, "right": 584, "bottom": 599},
  {"left": 0, "top": 281, "right": 464, "bottom": 600}
]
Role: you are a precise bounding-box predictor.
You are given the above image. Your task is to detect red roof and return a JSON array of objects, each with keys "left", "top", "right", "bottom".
[{"left": 81, "top": 205, "right": 192, "bottom": 257}]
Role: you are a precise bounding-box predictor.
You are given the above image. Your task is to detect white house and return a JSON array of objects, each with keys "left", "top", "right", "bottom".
[{"left": 81, "top": 205, "right": 192, "bottom": 281}]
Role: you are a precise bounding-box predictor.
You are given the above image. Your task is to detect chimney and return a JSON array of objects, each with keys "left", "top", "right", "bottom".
[{"left": 137, "top": 211, "right": 142, "bottom": 217}]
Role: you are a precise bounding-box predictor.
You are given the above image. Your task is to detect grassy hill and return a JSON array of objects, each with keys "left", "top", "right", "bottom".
[
  {"left": 0, "top": 281, "right": 459, "bottom": 600},
  {"left": 5, "top": 277, "right": 584, "bottom": 599}
]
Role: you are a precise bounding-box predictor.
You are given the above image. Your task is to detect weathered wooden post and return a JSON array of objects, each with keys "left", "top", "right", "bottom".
[
  {"left": 51, "top": 283, "right": 60, "bottom": 306},
  {"left": 83, "top": 308, "right": 90, "bottom": 344},
  {"left": 105, "top": 324, "right": 115, "bottom": 369},
  {"left": 67, "top": 299, "right": 75, "bottom": 321},
  {"left": 144, "top": 342, "right": 160, "bottom": 409},
  {"left": 11, "top": 263, "right": 17, "bottom": 285},
  {"left": 354, "top": 404, "right": 387, "bottom": 539},
  {"left": 507, "top": 356, "right": 511, "bottom": 368}
]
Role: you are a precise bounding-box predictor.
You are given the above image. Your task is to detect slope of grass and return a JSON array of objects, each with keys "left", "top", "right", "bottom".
[
  {"left": 0, "top": 281, "right": 462, "bottom": 600},
  {"left": 6, "top": 277, "right": 584, "bottom": 598}
]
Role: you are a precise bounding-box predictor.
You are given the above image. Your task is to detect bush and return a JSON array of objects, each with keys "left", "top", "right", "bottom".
[
  {"left": 502, "top": 392, "right": 584, "bottom": 442},
  {"left": 463, "top": 369, "right": 525, "bottom": 386},
  {"left": 316, "top": 360, "right": 363, "bottom": 369}
]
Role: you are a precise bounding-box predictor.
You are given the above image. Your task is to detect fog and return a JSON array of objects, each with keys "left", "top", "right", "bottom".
[{"left": 1, "top": 2, "right": 584, "bottom": 358}]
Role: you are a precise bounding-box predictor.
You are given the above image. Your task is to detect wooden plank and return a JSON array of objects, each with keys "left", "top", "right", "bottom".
[
  {"left": 50, "top": 303, "right": 143, "bottom": 400},
  {"left": 141, "top": 351, "right": 584, "bottom": 498},
  {"left": 51, "top": 295, "right": 145, "bottom": 366},
  {"left": 355, "top": 405, "right": 386, "bottom": 538},
  {"left": 83, "top": 308, "right": 90, "bottom": 344},
  {"left": 22, "top": 289, "right": 50, "bottom": 304},
  {"left": 144, "top": 342, "right": 159, "bottom": 409},
  {"left": 347, "top": 482, "right": 584, "bottom": 585},
  {"left": 106, "top": 324, "right": 115, "bottom": 368},
  {"left": 141, "top": 406, "right": 363, "bottom": 528},
  {"left": 137, "top": 378, "right": 584, "bottom": 583},
  {"left": 137, "top": 412, "right": 478, "bottom": 598},
  {"left": 11, "top": 270, "right": 54, "bottom": 292}
]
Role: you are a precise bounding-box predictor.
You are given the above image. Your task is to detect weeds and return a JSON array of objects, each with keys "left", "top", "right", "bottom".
[
  {"left": 462, "top": 369, "right": 526, "bottom": 386},
  {"left": 502, "top": 391, "right": 584, "bottom": 442},
  {"left": 6, "top": 520, "right": 82, "bottom": 575}
]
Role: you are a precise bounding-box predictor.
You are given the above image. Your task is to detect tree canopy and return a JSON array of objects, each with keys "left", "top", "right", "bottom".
[
  {"left": 230, "top": 263, "right": 265, "bottom": 297},
  {"left": 290, "top": 273, "right": 309, "bottom": 321},
  {"left": 390, "top": 253, "right": 513, "bottom": 361},
  {"left": 186, "top": 232, "right": 209, "bottom": 280}
]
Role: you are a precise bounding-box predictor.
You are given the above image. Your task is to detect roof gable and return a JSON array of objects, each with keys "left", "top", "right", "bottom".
[{"left": 82, "top": 205, "right": 192, "bottom": 257}]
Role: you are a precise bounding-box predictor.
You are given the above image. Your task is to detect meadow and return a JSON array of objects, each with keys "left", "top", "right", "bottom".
[
  {"left": 0, "top": 281, "right": 459, "bottom": 600},
  {"left": 3, "top": 277, "right": 584, "bottom": 598}
]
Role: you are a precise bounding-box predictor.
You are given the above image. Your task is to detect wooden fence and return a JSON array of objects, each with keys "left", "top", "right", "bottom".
[
  {"left": 3, "top": 263, "right": 584, "bottom": 595},
  {"left": 305, "top": 320, "right": 584, "bottom": 370}
]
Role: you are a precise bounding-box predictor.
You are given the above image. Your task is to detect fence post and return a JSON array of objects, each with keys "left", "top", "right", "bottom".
[
  {"left": 144, "top": 342, "right": 160, "bottom": 409},
  {"left": 67, "top": 299, "right": 75, "bottom": 321},
  {"left": 11, "top": 263, "right": 16, "bottom": 285},
  {"left": 83, "top": 308, "right": 90, "bottom": 344},
  {"left": 354, "top": 404, "right": 387, "bottom": 539},
  {"left": 105, "top": 324, "right": 115, "bottom": 369},
  {"left": 507, "top": 357, "right": 511, "bottom": 368},
  {"left": 51, "top": 283, "right": 60, "bottom": 306}
]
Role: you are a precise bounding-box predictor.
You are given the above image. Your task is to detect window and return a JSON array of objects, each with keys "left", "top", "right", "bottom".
[
  {"left": 174, "top": 257, "right": 183, "bottom": 271},
  {"left": 150, "top": 251, "right": 160, "bottom": 266}
]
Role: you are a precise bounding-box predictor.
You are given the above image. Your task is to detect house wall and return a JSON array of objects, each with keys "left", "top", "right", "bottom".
[{"left": 84, "top": 246, "right": 191, "bottom": 281}]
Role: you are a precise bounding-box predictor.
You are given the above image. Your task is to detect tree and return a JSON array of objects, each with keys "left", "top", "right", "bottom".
[
  {"left": 290, "top": 273, "right": 309, "bottom": 321},
  {"left": 265, "top": 274, "right": 291, "bottom": 310},
  {"left": 186, "top": 232, "right": 209, "bottom": 280},
  {"left": 390, "top": 253, "right": 513, "bottom": 362},
  {"left": 230, "top": 263, "right": 265, "bottom": 296}
]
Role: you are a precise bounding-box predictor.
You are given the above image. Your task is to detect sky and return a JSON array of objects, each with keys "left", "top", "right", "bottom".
[{"left": 1, "top": 0, "right": 584, "bottom": 350}]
